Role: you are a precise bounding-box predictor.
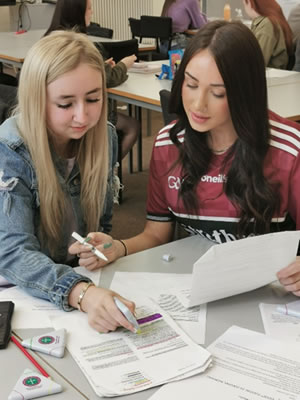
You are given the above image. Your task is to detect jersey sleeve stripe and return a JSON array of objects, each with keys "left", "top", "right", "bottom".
[
  {"left": 269, "top": 139, "right": 298, "bottom": 156},
  {"left": 270, "top": 128, "right": 300, "bottom": 149}
]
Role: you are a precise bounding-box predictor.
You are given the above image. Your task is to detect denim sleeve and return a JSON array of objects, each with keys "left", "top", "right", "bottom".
[
  {"left": 0, "top": 145, "right": 90, "bottom": 311},
  {"left": 100, "top": 122, "right": 119, "bottom": 233}
]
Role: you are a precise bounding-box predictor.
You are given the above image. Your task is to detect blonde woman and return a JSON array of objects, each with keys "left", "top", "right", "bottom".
[{"left": 0, "top": 31, "right": 135, "bottom": 333}]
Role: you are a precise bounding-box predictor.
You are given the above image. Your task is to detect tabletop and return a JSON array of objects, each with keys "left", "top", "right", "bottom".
[
  {"left": 0, "top": 29, "right": 155, "bottom": 67},
  {"left": 1, "top": 235, "right": 295, "bottom": 399}
]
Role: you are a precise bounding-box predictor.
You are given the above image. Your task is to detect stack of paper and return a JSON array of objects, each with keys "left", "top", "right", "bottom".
[
  {"left": 51, "top": 296, "right": 212, "bottom": 397},
  {"left": 128, "top": 62, "right": 162, "bottom": 74}
]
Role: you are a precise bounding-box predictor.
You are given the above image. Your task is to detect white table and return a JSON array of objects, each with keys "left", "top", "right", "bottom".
[
  {"left": 0, "top": 29, "right": 155, "bottom": 67},
  {"left": 1, "top": 235, "right": 296, "bottom": 399}
]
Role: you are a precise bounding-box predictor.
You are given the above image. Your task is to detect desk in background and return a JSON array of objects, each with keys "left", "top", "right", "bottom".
[
  {"left": 0, "top": 29, "right": 156, "bottom": 68},
  {"left": 1, "top": 235, "right": 296, "bottom": 399}
]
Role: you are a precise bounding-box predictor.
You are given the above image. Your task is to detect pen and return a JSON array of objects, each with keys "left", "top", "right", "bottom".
[
  {"left": 11, "top": 335, "right": 50, "bottom": 378},
  {"left": 114, "top": 297, "right": 140, "bottom": 334},
  {"left": 72, "top": 231, "right": 108, "bottom": 262}
]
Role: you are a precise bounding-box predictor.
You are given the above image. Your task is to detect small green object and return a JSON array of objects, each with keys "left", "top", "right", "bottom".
[
  {"left": 83, "top": 236, "right": 92, "bottom": 244},
  {"left": 103, "top": 242, "right": 112, "bottom": 249}
]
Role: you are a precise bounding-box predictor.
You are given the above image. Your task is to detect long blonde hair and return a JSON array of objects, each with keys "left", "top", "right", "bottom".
[{"left": 16, "top": 30, "right": 108, "bottom": 254}]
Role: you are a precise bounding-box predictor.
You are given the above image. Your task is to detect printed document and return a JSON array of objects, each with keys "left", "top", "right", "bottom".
[
  {"left": 111, "top": 271, "right": 206, "bottom": 344},
  {"left": 187, "top": 230, "right": 300, "bottom": 307},
  {"left": 150, "top": 325, "right": 300, "bottom": 400},
  {"left": 51, "top": 296, "right": 211, "bottom": 397},
  {"left": 260, "top": 302, "right": 300, "bottom": 342}
]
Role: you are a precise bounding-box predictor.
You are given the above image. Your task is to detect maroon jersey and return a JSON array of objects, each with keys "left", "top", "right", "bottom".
[{"left": 146, "top": 111, "right": 300, "bottom": 243}]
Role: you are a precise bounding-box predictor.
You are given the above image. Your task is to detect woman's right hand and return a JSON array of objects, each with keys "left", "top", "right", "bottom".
[{"left": 69, "top": 283, "right": 136, "bottom": 333}]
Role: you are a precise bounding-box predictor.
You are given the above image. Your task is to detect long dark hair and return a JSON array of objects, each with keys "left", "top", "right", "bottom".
[
  {"left": 161, "top": 0, "right": 176, "bottom": 16},
  {"left": 169, "top": 20, "right": 279, "bottom": 236},
  {"left": 44, "top": 0, "right": 87, "bottom": 36}
]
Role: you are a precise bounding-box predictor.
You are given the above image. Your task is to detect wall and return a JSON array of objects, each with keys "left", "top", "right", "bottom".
[
  {"left": 0, "top": 6, "right": 13, "bottom": 31},
  {"left": 207, "top": 1, "right": 245, "bottom": 19}
]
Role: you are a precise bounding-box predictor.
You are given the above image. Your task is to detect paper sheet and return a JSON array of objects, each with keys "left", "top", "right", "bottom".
[
  {"left": 0, "top": 267, "right": 101, "bottom": 329},
  {"left": 260, "top": 302, "right": 300, "bottom": 342},
  {"left": 150, "top": 325, "right": 300, "bottom": 400},
  {"left": 51, "top": 295, "right": 211, "bottom": 397},
  {"left": 266, "top": 67, "right": 300, "bottom": 85},
  {"left": 188, "top": 230, "right": 300, "bottom": 307},
  {"left": 128, "top": 62, "right": 162, "bottom": 74},
  {"left": 110, "top": 272, "right": 207, "bottom": 344}
]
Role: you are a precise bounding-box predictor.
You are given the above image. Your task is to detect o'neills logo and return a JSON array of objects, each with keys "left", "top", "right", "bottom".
[
  {"left": 168, "top": 176, "right": 182, "bottom": 190},
  {"left": 201, "top": 174, "right": 226, "bottom": 183}
]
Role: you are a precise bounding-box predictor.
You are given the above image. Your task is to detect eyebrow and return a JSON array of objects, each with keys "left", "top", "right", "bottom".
[
  {"left": 184, "top": 71, "right": 225, "bottom": 88},
  {"left": 57, "top": 87, "right": 102, "bottom": 100}
]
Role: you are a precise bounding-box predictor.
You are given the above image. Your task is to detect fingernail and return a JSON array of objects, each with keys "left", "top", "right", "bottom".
[{"left": 103, "top": 242, "right": 112, "bottom": 249}]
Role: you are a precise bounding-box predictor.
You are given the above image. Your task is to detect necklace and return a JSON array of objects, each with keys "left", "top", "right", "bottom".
[{"left": 211, "top": 146, "right": 232, "bottom": 154}]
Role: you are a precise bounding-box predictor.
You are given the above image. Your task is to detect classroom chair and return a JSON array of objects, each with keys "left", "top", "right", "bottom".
[
  {"left": 159, "top": 89, "right": 177, "bottom": 125},
  {"left": 86, "top": 22, "right": 113, "bottom": 39},
  {"left": 140, "top": 15, "right": 173, "bottom": 60},
  {"left": 99, "top": 39, "right": 139, "bottom": 63},
  {"left": 128, "top": 18, "right": 141, "bottom": 42}
]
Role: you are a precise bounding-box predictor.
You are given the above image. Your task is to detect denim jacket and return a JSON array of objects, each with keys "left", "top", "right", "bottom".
[{"left": 0, "top": 116, "right": 118, "bottom": 310}]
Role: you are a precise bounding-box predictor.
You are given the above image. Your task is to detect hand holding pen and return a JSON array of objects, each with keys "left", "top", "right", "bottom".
[{"left": 69, "top": 232, "right": 112, "bottom": 270}]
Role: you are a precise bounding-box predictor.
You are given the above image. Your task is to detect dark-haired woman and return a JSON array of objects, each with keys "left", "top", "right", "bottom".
[
  {"left": 45, "top": 0, "right": 139, "bottom": 159},
  {"left": 70, "top": 21, "right": 300, "bottom": 296},
  {"left": 243, "top": 0, "right": 293, "bottom": 69}
]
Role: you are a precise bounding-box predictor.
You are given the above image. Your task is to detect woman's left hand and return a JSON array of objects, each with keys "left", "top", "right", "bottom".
[
  {"left": 277, "top": 256, "right": 300, "bottom": 296},
  {"left": 68, "top": 232, "right": 126, "bottom": 270}
]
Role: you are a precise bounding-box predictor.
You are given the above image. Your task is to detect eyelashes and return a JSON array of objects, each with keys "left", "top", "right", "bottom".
[{"left": 57, "top": 98, "right": 101, "bottom": 109}]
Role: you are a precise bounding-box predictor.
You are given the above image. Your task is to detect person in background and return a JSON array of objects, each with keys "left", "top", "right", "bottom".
[
  {"left": 288, "top": 4, "right": 300, "bottom": 42},
  {"left": 0, "top": 31, "right": 135, "bottom": 333},
  {"left": 70, "top": 21, "right": 300, "bottom": 297},
  {"left": 287, "top": 3, "right": 300, "bottom": 72},
  {"left": 161, "top": 0, "right": 207, "bottom": 51},
  {"left": 243, "top": 0, "right": 293, "bottom": 69},
  {"left": 45, "top": 0, "right": 139, "bottom": 159}
]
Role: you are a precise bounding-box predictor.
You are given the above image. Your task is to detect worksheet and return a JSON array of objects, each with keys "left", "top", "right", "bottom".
[
  {"left": 188, "top": 230, "right": 300, "bottom": 307},
  {"left": 51, "top": 296, "right": 212, "bottom": 397},
  {"left": 110, "top": 271, "right": 206, "bottom": 344},
  {"left": 150, "top": 325, "right": 300, "bottom": 400}
]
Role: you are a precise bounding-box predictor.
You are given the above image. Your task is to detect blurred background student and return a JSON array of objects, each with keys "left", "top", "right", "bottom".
[
  {"left": 161, "top": 0, "right": 207, "bottom": 52},
  {"left": 45, "top": 0, "right": 139, "bottom": 159},
  {"left": 243, "top": 0, "right": 293, "bottom": 69}
]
